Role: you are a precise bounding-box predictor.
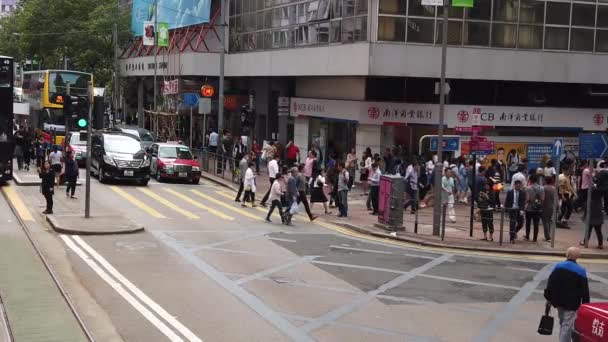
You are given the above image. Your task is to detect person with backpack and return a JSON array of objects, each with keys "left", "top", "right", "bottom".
[{"left": 525, "top": 173, "right": 545, "bottom": 243}]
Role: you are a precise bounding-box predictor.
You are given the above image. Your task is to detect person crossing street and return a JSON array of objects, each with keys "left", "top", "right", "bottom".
[
  {"left": 235, "top": 154, "right": 250, "bottom": 202},
  {"left": 260, "top": 155, "right": 280, "bottom": 207}
]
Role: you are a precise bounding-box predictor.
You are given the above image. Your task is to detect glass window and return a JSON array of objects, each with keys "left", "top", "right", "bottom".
[
  {"left": 243, "top": 0, "right": 251, "bottom": 13},
  {"left": 257, "top": 0, "right": 265, "bottom": 10},
  {"left": 317, "top": 0, "right": 331, "bottom": 20},
  {"left": 448, "top": 7, "right": 464, "bottom": 19},
  {"left": 409, "top": 0, "right": 436, "bottom": 17},
  {"left": 256, "top": 32, "right": 264, "bottom": 49},
  {"left": 331, "top": 20, "right": 342, "bottom": 42},
  {"left": 493, "top": 0, "right": 519, "bottom": 22},
  {"left": 436, "top": 20, "right": 463, "bottom": 45},
  {"left": 354, "top": 16, "right": 367, "bottom": 41},
  {"left": 332, "top": 0, "right": 342, "bottom": 17},
  {"left": 570, "top": 28, "right": 594, "bottom": 51},
  {"left": 264, "top": 30, "right": 273, "bottom": 48},
  {"left": 236, "top": 0, "right": 242, "bottom": 15},
  {"left": 256, "top": 12, "right": 265, "bottom": 29},
  {"left": 356, "top": 0, "right": 368, "bottom": 14},
  {"left": 297, "top": 25, "right": 311, "bottom": 45},
  {"left": 344, "top": 0, "right": 355, "bottom": 16},
  {"left": 407, "top": 18, "right": 435, "bottom": 43},
  {"left": 379, "top": 0, "right": 407, "bottom": 14},
  {"left": 318, "top": 22, "right": 330, "bottom": 42},
  {"left": 518, "top": 25, "right": 543, "bottom": 48},
  {"left": 463, "top": 22, "right": 489, "bottom": 46},
  {"left": 596, "top": 29, "right": 608, "bottom": 51},
  {"left": 378, "top": 16, "right": 406, "bottom": 41},
  {"left": 572, "top": 3, "right": 596, "bottom": 27},
  {"left": 230, "top": 0, "right": 236, "bottom": 16},
  {"left": 546, "top": 2, "right": 571, "bottom": 25},
  {"left": 492, "top": 23, "right": 517, "bottom": 47},
  {"left": 544, "top": 26, "right": 569, "bottom": 49},
  {"left": 244, "top": 13, "right": 256, "bottom": 31},
  {"left": 520, "top": 0, "right": 544, "bottom": 24},
  {"left": 599, "top": 6, "right": 608, "bottom": 27},
  {"left": 466, "top": 0, "right": 491, "bottom": 20}
]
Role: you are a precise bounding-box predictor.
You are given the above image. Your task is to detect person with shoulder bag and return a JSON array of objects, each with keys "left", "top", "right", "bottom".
[
  {"left": 525, "top": 174, "right": 545, "bottom": 243},
  {"left": 39, "top": 161, "right": 55, "bottom": 214}
]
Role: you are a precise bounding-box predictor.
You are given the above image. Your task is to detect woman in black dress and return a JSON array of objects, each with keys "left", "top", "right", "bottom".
[
  {"left": 310, "top": 169, "right": 331, "bottom": 215},
  {"left": 39, "top": 160, "right": 55, "bottom": 214}
]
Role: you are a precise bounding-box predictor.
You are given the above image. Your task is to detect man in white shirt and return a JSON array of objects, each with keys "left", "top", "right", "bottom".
[
  {"left": 48, "top": 145, "right": 63, "bottom": 186},
  {"left": 260, "top": 155, "right": 280, "bottom": 207},
  {"left": 208, "top": 129, "right": 218, "bottom": 154},
  {"left": 369, "top": 163, "right": 382, "bottom": 215}
]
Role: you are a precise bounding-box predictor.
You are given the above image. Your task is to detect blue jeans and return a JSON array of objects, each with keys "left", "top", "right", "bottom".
[
  {"left": 558, "top": 308, "right": 576, "bottom": 342},
  {"left": 338, "top": 189, "right": 348, "bottom": 217}
]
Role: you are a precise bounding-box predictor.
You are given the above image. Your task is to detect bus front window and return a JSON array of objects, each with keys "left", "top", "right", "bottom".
[{"left": 49, "top": 72, "right": 90, "bottom": 97}]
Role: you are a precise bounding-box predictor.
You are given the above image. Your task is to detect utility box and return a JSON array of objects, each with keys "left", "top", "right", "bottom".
[{"left": 377, "top": 175, "right": 405, "bottom": 231}]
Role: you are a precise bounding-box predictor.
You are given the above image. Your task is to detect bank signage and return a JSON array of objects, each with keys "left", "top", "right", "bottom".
[{"left": 289, "top": 97, "right": 608, "bottom": 131}]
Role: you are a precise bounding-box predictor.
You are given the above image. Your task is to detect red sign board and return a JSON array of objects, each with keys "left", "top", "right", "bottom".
[{"left": 472, "top": 141, "right": 495, "bottom": 151}]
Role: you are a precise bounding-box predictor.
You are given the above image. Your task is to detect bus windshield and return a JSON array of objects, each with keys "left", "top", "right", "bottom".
[{"left": 48, "top": 71, "right": 90, "bottom": 97}]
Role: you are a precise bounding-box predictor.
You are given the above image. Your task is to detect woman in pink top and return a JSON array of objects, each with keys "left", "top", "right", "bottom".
[{"left": 304, "top": 151, "right": 314, "bottom": 180}]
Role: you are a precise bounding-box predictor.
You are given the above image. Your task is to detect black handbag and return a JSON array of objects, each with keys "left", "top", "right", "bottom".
[{"left": 538, "top": 302, "right": 554, "bottom": 335}]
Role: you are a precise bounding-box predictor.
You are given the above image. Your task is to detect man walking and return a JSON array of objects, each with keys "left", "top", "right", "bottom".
[
  {"left": 544, "top": 247, "right": 590, "bottom": 342},
  {"left": 260, "top": 155, "right": 280, "bottom": 207},
  {"left": 369, "top": 163, "right": 381, "bottom": 215},
  {"left": 235, "top": 154, "right": 250, "bottom": 202},
  {"left": 575, "top": 161, "right": 592, "bottom": 212},
  {"left": 208, "top": 129, "right": 218, "bottom": 154},
  {"left": 505, "top": 179, "right": 526, "bottom": 243},
  {"left": 64, "top": 151, "right": 79, "bottom": 199},
  {"left": 524, "top": 174, "right": 544, "bottom": 243},
  {"left": 558, "top": 169, "right": 576, "bottom": 228},
  {"left": 336, "top": 162, "right": 350, "bottom": 218},
  {"left": 48, "top": 145, "right": 63, "bottom": 186}
]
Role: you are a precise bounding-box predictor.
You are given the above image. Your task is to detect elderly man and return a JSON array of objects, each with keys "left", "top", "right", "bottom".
[{"left": 544, "top": 247, "right": 590, "bottom": 342}]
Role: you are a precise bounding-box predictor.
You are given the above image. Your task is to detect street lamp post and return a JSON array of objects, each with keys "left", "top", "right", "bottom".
[{"left": 432, "top": 0, "right": 450, "bottom": 236}]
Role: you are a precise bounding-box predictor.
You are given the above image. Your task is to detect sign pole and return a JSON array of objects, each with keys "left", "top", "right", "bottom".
[
  {"left": 551, "top": 138, "right": 563, "bottom": 248},
  {"left": 190, "top": 106, "right": 193, "bottom": 148},
  {"left": 432, "top": 0, "right": 449, "bottom": 237},
  {"left": 153, "top": 0, "right": 158, "bottom": 118},
  {"left": 85, "top": 81, "right": 93, "bottom": 219}
]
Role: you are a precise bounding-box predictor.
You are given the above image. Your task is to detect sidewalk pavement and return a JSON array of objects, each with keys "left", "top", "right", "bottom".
[
  {"left": 12, "top": 163, "right": 81, "bottom": 187},
  {"left": 201, "top": 170, "right": 608, "bottom": 258}
]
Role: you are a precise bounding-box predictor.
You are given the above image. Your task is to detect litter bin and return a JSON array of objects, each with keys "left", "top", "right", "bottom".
[{"left": 377, "top": 175, "right": 405, "bottom": 231}]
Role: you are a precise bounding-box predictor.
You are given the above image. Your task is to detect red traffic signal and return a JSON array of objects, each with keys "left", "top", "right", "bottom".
[{"left": 201, "top": 84, "right": 215, "bottom": 97}]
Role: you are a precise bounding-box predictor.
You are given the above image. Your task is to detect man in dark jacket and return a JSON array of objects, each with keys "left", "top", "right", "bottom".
[
  {"left": 505, "top": 180, "right": 526, "bottom": 243},
  {"left": 544, "top": 247, "right": 590, "bottom": 342},
  {"left": 64, "top": 151, "right": 79, "bottom": 199}
]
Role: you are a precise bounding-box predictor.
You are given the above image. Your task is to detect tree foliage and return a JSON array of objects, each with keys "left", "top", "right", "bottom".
[{"left": 0, "top": 0, "right": 132, "bottom": 87}]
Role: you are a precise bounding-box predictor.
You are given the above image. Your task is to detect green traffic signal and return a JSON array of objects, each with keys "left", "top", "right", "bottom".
[{"left": 78, "top": 118, "right": 87, "bottom": 128}]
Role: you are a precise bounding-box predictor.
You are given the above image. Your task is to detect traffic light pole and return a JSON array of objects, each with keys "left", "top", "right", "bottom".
[
  {"left": 218, "top": 0, "right": 226, "bottom": 132},
  {"left": 85, "top": 81, "right": 93, "bottom": 219}
]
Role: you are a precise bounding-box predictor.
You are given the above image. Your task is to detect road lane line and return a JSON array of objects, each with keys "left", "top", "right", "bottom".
[
  {"left": 60, "top": 236, "right": 185, "bottom": 342},
  {"left": 153, "top": 231, "right": 314, "bottom": 342},
  {"left": 110, "top": 186, "right": 166, "bottom": 219},
  {"left": 190, "top": 189, "right": 260, "bottom": 221},
  {"left": 163, "top": 188, "right": 234, "bottom": 221},
  {"left": 2, "top": 186, "right": 34, "bottom": 222},
  {"left": 71, "top": 236, "right": 203, "bottom": 342},
  {"left": 137, "top": 188, "right": 199, "bottom": 220},
  {"left": 329, "top": 245, "right": 393, "bottom": 255},
  {"left": 472, "top": 264, "right": 552, "bottom": 342}
]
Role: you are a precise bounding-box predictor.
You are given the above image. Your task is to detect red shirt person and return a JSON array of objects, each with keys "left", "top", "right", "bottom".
[{"left": 286, "top": 141, "right": 300, "bottom": 167}]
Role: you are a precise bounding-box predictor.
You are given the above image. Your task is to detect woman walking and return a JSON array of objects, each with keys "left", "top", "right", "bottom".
[
  {"left": 360, "top": 151, "right": 371, "bottom": 197},
  {"left": 64, "top": 151, "right": 79, "bottom": 199},
  {"left": 310, "top": 169, "right": 331, "bottom": 215},
  {"left": 524, "top": 174, "right": 544, "bottom": 243},
  {"left": 478, "top": 182, "right": 495, "bottom": 241},
  {"left": 581, "top": 187, "right": 604, "bottom": 249},
  {"left": 39, "top": 161, "right": 55, "bottom": 214},
  {"left": 295, "top": 164, "right": 317, "bottom": 221},
  {"left": 242, "top": 161, "right": 257, "bottom": 208},
  {"left": 265, "top": 173, "right": 285, "bottom": 224},
  {"left": 346, "top": 148, "right": 357, "bottom": 190},
  {"left": 458, "top": 159, "right": 469, "bottom": 204},
  {"left": 442, "top": 168, "right": 456, "bottom": 223}
]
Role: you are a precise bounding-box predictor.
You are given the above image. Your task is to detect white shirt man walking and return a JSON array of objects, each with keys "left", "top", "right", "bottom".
[{"left": 260, "top": 155, "right": 280, "bottom": 207}]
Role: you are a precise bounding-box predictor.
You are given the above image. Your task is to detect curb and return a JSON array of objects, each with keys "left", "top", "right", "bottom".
[
  {"left": 200, "top": 172, "right": 238, "bottom": 191},
  {"left": 46, "top": 215, "right": 145, "bottom": 236},
  {"left": 13, "top": 173, "right": 82, "bottom": 187},
  {"left": 331, "top": 221, "right": 607, "bottom": 259}
]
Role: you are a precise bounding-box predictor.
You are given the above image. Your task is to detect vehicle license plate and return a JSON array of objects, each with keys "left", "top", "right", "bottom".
[
  {"left": 178, "top": 172, "right": 187, "bottom": 178},
  {"left": 124, "top": 170, "right": 134, "bottom": 177}
]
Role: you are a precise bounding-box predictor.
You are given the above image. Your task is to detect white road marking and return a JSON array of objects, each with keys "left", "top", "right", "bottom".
[
  {"left": 60, "top": 236, "right": 185, "bottom": 342},
  {"left": 71, "top": 236, "right": 203, "bottom": 342},
  {"left": 329, "top": 245, "right": 393, "bottom": 255}
]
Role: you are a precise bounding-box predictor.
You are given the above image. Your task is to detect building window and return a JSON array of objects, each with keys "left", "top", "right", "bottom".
[
  {"left": 546, "top": 1, "right": 571, "bottom": 25},
  {"left": 519, "top": 0, "right": 544, "bottom": 24},
  {"left": 493, "top": 0, "right": 519, "bottom": 22},
  {"left": 598, "top": 6, "right": 608, "bottom": 27},
  {"left": 331, "top": 20, "right": 342, "bottom": 42},
  {"left": 596, "top": 29, "right": 608, "bottom": 52},
  {"left": 518, "top": 25, "right": 543, "bottom": 49},
  {"left": 436, "top": 20, "right": 463, "bottom": 45},
  {"left": 545, "top": 26, "right": 569, "bottom": 49},
  {"left": 570, "top": 28, "right": 594, "bottom": 51},
  {"left": 466, "top": 0, "right": 491, "bottom": 20},
  {"left": 464, "top": 22, "right": 490, "bottom": 46},
  {"left": 407, "top": 18, "right": 435, "bottom": 43},
  {"left": 409, "top": 0, "right": 436, "bottom": 17},
  {"left": 331, "top": 0, "right": 342, "bottom": 17},
  {"left": 572, "top": 3, "right": 596, "bottom": 27},
  {"left": 378, "top": 16, "right": 406, "bottom": 41},
  {"left": 492, "top": 23, "right": 517, "bottom": 48},
  {"left": 379, "top": 0, "right": 407, "bottom": 15}
]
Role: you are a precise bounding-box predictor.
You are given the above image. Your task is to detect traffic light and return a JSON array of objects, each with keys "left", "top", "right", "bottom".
[
  {"left": 75, "top": 96, "right": 90, "bottom": 129},
  {"left": 61, "top": 94, "right": 90, "bottom": 130},
  {"left": 201, "top": 84, "right": 215, "bottom": 97}
]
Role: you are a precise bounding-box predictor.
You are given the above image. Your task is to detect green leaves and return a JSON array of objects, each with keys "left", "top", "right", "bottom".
[{"left": 0, "top": 0, "right": 131, "bottom": 87}]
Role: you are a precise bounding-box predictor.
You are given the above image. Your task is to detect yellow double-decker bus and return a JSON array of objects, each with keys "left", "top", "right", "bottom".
[{"left": 18, "top": 69, "right": 93, "bottom": 142}]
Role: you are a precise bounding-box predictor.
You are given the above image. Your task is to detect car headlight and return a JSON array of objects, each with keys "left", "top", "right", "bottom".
[
  {"left": 103, "top": 155, "right": 116, "bottom": 166},
  {"left": 142, "top": 159, "right": 150, "bottom": 167},
  {"left": 192, "top": 166, "right": 200, "bottom": 172}
]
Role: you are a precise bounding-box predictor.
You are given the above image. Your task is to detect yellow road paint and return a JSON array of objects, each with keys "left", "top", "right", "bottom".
[
  {"left": 2, "top": 185, "right": 34, "bottom": 221},
  {"left": 137, "top": 188, "right": 199, "bottom": 220},
  {"left": 190, "top": 189, "right": 261, "bottom": 221},
  {"left": 111, "top": 186, "right": 166, "bottom": 219},
  {"left": 163, "top": 188, "right": 234, "bottom": 221}
]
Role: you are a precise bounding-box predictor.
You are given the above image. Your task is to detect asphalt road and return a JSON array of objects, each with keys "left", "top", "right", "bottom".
[{"left": 12, "top": 176, "right": 608, "bottom": 342}]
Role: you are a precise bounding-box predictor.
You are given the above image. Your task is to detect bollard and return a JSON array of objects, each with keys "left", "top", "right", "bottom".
[
  {"left": 441, "top": 203, "right": 447, "bottom": 241},
  {"left": 499, "top": 208, "right": 505, "bottom": 246}
]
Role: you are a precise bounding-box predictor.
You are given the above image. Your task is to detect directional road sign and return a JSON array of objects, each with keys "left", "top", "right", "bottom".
[
  {"left": 579, "top": 133, "right": 608, "bottom": 159},
  {"left": 183, "top": 93, "right": 199, "bottom": 107},
  {"left": 430, "top": 137, "right": 460, "bottom": 152},
  {"left": 553, "top": 138, "right": 564, "bottom": 158}
]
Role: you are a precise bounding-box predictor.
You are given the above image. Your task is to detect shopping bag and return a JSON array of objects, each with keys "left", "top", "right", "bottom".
[
  {"left": 289, "top": 202, "right": 299, "bottom": 215},
  {"left": 537, "top": 302, "right": 554, "bottom": 335}
]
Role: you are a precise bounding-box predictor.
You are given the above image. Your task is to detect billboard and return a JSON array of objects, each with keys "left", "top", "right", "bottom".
[{"left": 131, "top": 0, "right": 211, "bottom": 36}]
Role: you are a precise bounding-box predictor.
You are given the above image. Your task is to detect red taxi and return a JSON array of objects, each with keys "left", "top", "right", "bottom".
[
  {"left": 64, "top": 132, "right": 87, "bottom": 166},
  {"left": 574, "top": 303, "right": 608, "bottom": 341},
  {"left": 149, "top": 143, "right": 201, "bottom": 184}
]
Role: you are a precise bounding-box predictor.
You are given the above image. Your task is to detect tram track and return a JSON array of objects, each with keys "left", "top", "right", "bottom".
[{"left": 1, "top": 186, "right": 96, "bottom": 342}]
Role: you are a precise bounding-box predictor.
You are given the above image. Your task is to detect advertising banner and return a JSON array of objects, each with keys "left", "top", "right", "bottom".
[
  {"left": 526, "top": 144, "right": 553, "bottom": 170},
  {"left": 157, "top": 22, "right": 169, "bottom": 46},
  {"left": 142, "top": 21, "right": 155, "bottom": 46},
  {"left": 131, "top": 0, "right": 211, "bottom": 36}
]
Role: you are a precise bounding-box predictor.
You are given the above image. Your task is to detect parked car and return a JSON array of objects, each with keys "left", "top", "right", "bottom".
[
  {"left": 111, "top": 125, "right": 156, "bottom": 149},
  {"left": 149, "top": 143, "right": 201, "bottom": 184},
  {"left": 90, "top": 132, "right": 150, "bottom": 185},
  {"left": 573, "top": 303, "right": 608, "bottom": 341},
  {"left": 64, "top": 131, "right": 87, "bottom": 166}
]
